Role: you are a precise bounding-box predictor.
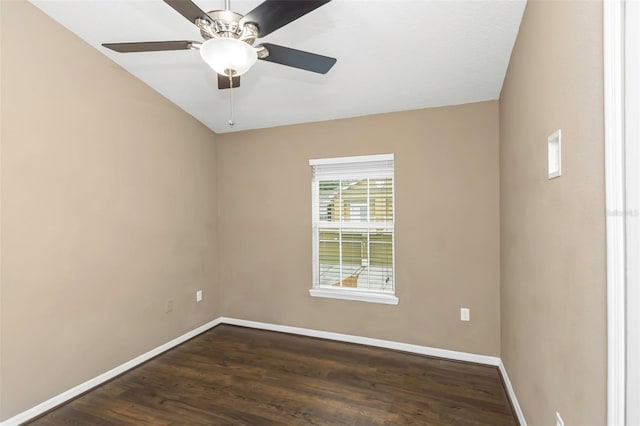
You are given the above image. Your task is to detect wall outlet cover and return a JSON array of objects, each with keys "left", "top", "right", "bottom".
[{"left": 196, "top": 290, "right": 203, "bottom": 302}]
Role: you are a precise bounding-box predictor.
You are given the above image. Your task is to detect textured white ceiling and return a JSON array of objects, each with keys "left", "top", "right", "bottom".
[{"left": 30, "top": 0, "right": 525, "bottom": 133}]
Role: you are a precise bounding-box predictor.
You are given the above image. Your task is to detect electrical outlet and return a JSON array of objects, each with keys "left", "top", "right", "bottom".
[
  {"left": 555, "top": 412, "right": 564, "bottom": 426},
  {"left": 196, "top": 290, "right": 203, "bottom": 302},
  {"left": 166, "top": 300, "right": 173, "bottom": 313},
  {"left": 460, "top": 308, "right": 470, "bottom": 321}
]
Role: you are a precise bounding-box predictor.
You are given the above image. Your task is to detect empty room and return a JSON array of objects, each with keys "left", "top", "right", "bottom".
[{"left": 2, "top": 0, "right": 638, "bottom": 425}]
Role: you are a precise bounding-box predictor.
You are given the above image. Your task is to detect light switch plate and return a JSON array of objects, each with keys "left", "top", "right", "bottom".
[
  {"left": 548, "top": 129, "right": 562, "bottom": 179},
  {"left": 460, "top": 308, "right": 470, "bottom": 321},
  {"left": 196, "top": 290, "right": 202, "bottom": 302}
]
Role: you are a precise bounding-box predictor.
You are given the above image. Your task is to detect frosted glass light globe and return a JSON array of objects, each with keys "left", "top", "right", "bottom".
[{"left": 199, "top": 38, "right": 258, "bottom": 76}]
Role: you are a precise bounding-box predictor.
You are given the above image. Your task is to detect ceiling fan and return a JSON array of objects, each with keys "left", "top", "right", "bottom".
[{"left": 102, "top": 0, "right": 337, "bottom": 90}]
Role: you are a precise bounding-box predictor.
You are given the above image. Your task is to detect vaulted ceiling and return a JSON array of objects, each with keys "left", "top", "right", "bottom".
[{"left": 30, "top": 0, "right": 526, "bottom": 133}]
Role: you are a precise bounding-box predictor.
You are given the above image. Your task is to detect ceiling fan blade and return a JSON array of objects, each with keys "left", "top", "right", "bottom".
[
  {"left": 163, "top": 0, "right": 210, "bottom": 25},
  {"left": 218, "top": 74, "right": 241, "bottom": 90},
  {"left": 102, "top": 41, "right": 198, "bottom": 53},
  {"left": 259, "top": 43, "right": 336, "bottom": 74},
  {"left": 240, "top": 0, "right": 331, "bottom": 38}
]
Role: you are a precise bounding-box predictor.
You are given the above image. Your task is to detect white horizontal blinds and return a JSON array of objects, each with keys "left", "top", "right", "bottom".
[
  {"left": 310, "top": 154, "right": 394, "bottom": 180},
  {"left": 311, "top": 154, "right": 394, "bottom": 294}
]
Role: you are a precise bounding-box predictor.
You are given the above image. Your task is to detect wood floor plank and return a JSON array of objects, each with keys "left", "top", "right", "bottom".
[{"left": 28, "top": 325, "right": 518, "bottom": 425}]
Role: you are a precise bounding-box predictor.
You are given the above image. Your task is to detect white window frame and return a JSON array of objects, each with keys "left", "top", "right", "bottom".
[{"left": 309, "top": 154, "right": 398, "bottom": 305}]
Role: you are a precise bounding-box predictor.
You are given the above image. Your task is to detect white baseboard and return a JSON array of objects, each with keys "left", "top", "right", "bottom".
[
  {"left": 498, "top": 360, "right": 527, "bottom": 426},
  {"left": 0, "top": 317, "right": 223, "bottom": 426},
  {"left": 219, "top": 317, "right": 501, "bottom": 366},
  {"left": 2, "top": 316, "right": 527, "bottom": 426}
]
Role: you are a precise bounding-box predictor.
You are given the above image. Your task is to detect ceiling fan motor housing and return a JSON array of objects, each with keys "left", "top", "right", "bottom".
[{"left": 196, "top": 10, "right": 258, "bottom": 46}]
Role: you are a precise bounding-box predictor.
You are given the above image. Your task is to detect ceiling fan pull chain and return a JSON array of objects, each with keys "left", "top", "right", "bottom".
[{"left": 228, "top": 72, "right": 235, "bottom": 127}]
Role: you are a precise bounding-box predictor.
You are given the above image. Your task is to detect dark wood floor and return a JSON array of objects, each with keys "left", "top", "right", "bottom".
[{"left": 29, "top": 325, "right": 518, "bottom": 425}]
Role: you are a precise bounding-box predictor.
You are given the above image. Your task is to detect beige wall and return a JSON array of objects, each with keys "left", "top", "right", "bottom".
[
  {"left": 499, "top": 1, "right": 606, "bottom": 425},
  {"left": 0, "top": 2, "right": 219, "bottom": 420},
  {"left": 217, "top": 101, "right": 501, "bottom": 357}
]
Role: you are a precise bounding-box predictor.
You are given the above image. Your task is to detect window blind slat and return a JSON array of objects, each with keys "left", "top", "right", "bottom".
[{"left": 312, "top": 164, "right": 394, "bottom": 180}]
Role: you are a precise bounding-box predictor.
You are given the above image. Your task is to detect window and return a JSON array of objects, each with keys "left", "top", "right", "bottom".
[{"left": 309, "top": 154, "right": 397, "bottom": 305}]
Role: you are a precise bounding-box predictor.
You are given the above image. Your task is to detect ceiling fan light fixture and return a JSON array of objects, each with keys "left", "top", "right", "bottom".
[{"left": 199, "top": 38, "right": 257, "bottom": 76}]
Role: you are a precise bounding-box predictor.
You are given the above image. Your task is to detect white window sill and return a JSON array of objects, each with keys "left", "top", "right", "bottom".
[{"left": 309, "top": 288, "right": 399, "bottom": 305}]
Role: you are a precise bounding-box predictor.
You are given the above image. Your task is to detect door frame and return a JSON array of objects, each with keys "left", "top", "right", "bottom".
[{"left": 604, "top": 0, "right": 638, "bottom": 424}]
